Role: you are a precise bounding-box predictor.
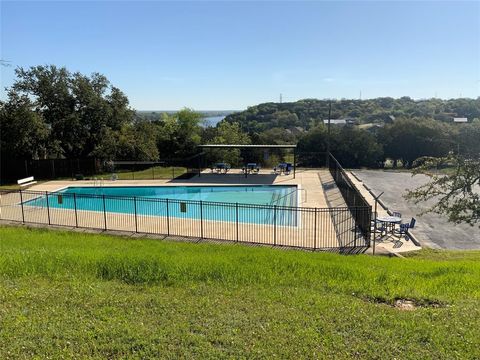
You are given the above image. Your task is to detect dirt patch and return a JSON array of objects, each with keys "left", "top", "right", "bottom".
[
  {"left": 394, "top": 298, "right": 446, "bottom": 311},
  {"left": 361, "top": 296, "right": 446, "bottom": 311},
  {"left": 394, "top": 299, "right": 417, "bottom": 311}
]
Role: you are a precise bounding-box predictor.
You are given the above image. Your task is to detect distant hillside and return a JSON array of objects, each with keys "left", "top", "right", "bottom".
[{"left": 224, "top": 97, "right": 480, "bottom": 133}]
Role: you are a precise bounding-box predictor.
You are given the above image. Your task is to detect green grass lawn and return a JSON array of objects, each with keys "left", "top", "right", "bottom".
[
  {"left": 106, "top": 166, "right": 187, "bottom": 180},
  {"left": 0, "top": 166, "right": 187, "bottom": 189},
  {"left": 0, "top": 226, "right": 479, "bottom": 359},
  {"left": 0, "top": 182, "right": 45, "bottom": 191}
]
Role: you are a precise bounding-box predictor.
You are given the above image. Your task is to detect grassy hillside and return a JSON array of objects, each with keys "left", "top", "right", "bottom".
[{"left": 0, "top": 226, "right": 479, "bottom": 359}]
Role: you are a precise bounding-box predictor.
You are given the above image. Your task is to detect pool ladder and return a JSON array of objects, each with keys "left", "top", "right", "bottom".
[{"left": 93, "top": 177, "right": 105, "bottom": 187}]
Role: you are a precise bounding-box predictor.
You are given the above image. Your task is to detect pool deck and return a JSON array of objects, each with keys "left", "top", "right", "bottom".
[
  {"left": 26, "top": 169, "right": 329, "bottom": 208},
  {"left": 1, "top": 170, "right": 365, "bottom": 251}
]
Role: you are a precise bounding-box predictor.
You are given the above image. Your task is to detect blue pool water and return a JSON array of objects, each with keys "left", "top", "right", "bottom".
[{"left": 26, "top": 186, "right": 298, "bottom": 225}]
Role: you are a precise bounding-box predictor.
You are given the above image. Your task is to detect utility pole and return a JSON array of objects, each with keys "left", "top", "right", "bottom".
[
  {"left": 279, "top": 93, "right": 283, "bottom": 103},
  {"left": 326, "top": 100, "right": 332, "bottom": 166}
]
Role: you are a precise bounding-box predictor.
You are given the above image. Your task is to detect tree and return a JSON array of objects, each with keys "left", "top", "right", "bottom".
[
  {"left": 297, "top": 124, "right": 383, "bottom": 167},
  {"left": 335, "top": 126, "right": 383, "bottom": 168},
  {"left": 8, "top": 65, "right": 134, "bottom": 159},
  {"left": 156, "top": 109, "right": 203, "bottom": 159},
  {"left": 406, "top": 155, "right": 480, "bottom": 226},
  {"left": 206, "top": 121, "right": 251, "bottom": 166},
  {"left": 380, "top": 118, "right": 453, "bottom": 168},
  {"left": 0, "top": 91, "right": 51, "bottom": 159},
  {"left": 92, "top": 121, "right": 159, "bottom": 161},
  {"left": 457, "top": 121, "right": 480, "bottom": 157}
]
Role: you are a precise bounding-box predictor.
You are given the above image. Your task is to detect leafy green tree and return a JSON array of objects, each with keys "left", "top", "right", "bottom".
[
  {"left": 0, "top": 91, "right": 51, "bottom": 159},
  {"left": 93, "top": 121, "right": 159, "bottom": 161},
  {"left": 206, "top": 121, "right": 251, "bottom": 166},
  {"left": 335, "top": 126, "right": 384, "bottom": 168},
  {"left": 406, "top": 155, "right": 480, "bottom": 226},
  {"left": 257, "top": 127, "right": 296, "bottom": 145},
  {"left": 380, "top": 118, "right": 453, "bottom": 168},
  {"left": 156, "top": 109, "right": 203, "bottom": 159},
  {"left": 9, "top": 65, "right": 134, "bottom": 159},
  {"left": 297, "top": 124, "right": 383, "bottom": 167},
  {"left": 132, "top": 121, "right": 160, "bottom": 160},
  {"left": 457, "top": 121, "right": 480, "bottom": 157}
]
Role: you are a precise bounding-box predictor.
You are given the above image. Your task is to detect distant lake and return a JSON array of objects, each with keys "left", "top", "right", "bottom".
[{"left": 203, "top": 115, "right": 225, "bottom": 127}]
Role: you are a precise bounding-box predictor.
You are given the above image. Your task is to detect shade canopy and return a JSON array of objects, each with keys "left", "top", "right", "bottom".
[{"left": 197, "top": 144, "right": 297, "bottom": 178}]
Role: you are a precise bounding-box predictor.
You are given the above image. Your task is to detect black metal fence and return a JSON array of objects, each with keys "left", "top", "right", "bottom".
[
  {"left": 328, "top": 153, "right": 372, "bottom": 244},
  {"left": 1, "top": 156, "right": 203, "bottom": 184},
  {"left": 1, "top": 158, "right": 100, "bottom": 184},
  {"left": 0, "top": 189, "right": 370, "bottom": 251}
]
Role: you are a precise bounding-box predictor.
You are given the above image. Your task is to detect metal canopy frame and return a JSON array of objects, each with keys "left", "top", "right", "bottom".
[{"left": 197, "top": 144, "right": 297, "bottom": 178}]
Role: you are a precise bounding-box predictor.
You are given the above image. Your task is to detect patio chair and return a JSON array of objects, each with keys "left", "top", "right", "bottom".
[
  {"left": 284, "top": 163, "right": 293, "bottom": 175},
  {"left": 371, "top": 212, "right": 387, "bottom": 236},
  {"left": 273, "top": 163, "right": 286, "bottom": 174},
  {"left": 213, "top": 163, "right": 229, "bottom": 174},
  {"left": 210, "top": 164, "right": 217, "bottom": 173},
  {"left": 395, "top": 217, "right": 416, "bottom": 240},
  {"left": 245, "top": 163, "right": 257, "bottom": 174},
  {"left": 409, "top": 217, "right": 416, "bottom": 229}
]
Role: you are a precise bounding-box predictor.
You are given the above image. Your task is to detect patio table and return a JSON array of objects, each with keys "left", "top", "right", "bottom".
[{"left": 376, "top": 215, "right": 402, "bottom": 234}]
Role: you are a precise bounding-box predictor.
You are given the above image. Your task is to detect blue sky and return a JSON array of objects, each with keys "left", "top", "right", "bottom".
[{"left": 1, "top": 1, "right": 479, "bottom": 110}]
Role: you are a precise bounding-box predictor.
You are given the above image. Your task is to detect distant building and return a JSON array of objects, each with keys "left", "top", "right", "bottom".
[
  {"left": 323, "top": 119, "right": 347, "bottom": 125},
  {"left": 453, "top": 117, "right": 468, "bottom": 123},
  {"left": 323, "top": 118, "right": 357, "bottom": 126}
]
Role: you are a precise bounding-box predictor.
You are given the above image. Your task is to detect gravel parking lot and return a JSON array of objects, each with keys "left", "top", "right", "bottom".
[{"left": 354, "top": 170, "right": 480, "bottom": 250}]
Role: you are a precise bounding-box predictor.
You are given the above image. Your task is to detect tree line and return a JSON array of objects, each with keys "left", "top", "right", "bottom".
[
  {"left": 1, "top": 65, "right": 479, "bottom": 171},
  {"left": 0, "top": 66, "right": 245, "bottom": 165}
]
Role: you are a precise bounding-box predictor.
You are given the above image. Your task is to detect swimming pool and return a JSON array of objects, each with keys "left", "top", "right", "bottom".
[{"left": 25, "top": 186, "right": 299, "bottom": 225}]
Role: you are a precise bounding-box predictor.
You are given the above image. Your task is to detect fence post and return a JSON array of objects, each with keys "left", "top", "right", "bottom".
[
  {"left": 134, "top": 196, "right": 138, "bottom": 233},
  {"left": 73, "top": 193, "right": 78, "bottom": 227},
  {"left": 45, "top": 191, "right": 51, "bottom": 225},
  {"left": 314, "top": 208, "right": 317, "bottom": 250},
  {"left": 273, "top": 205, "right": 277, "bottom": 246},
  {"left": 19, "top": 190, "right": 25, "bottom": 223},
  {"left": 200, "top": 200, "right": 204, "bottom": 239},
  {"left": 235, "top": 202, "right": 239, "bottom": 242},
  {"left": 166, "top": 198, "right": 170, "bottom": 236},
  {"left": 367, "top": 207, "right": 372, "bottom": 248},
  {"left": 51, "top": 159, "right": 56, "bottom": 179},
  {"left": 354, "top": 207, "right": 358, "bottom": 247},
  {"left": 102, "top": 195, "right": 107, "bottom": 230}
]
